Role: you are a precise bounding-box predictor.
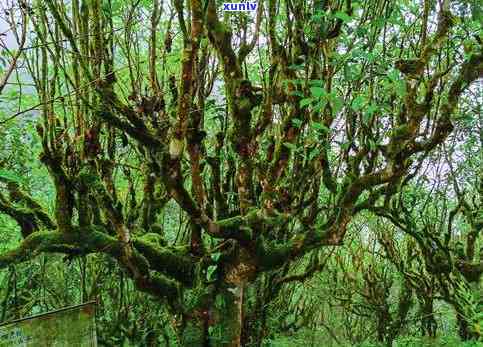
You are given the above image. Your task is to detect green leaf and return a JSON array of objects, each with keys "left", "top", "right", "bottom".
[
  {"left": 373, "top": 17, "right": 385, "bottom": 28},
  {"left": 310, "top": 87, "right": 326, "bottom": 98},
  {"left": 368, "top": 139, "right": 377, "bottom": 151},
  {"left": 300, "top": 98, "right": 312, "bottom": 108},
  {"left": 334, "top": 11, "right": 352, "bottom": 22},
  {"left": 344, "top": 65, "right": 358, "bottom": 81},
  {"left": 292, "top": 118, "right": 303, "bottom": 128},
  {"left": 206, "top": 265, "right": 217, "bottom": 281},
  {"left": 313, "top": 99, "right": 328, "bottom": 112},
  {"left": 311, "top": 122, "right": 330, "bottom": 133},
  {"left": 363, "top": 104, "right": 378, "bottom": 124},
  {"left": 0, "top": 170, "right": 23, "bottom": 184},
  {"left": 308, "top": 79, "right": 325, "bottom": 87},
  {"left": 341, "top": 142, "right": 351, "bottom": 150},
  {"left": 356, "top": 27, "right": 368, "bottom": 37},
  {"left": 283, "top": 142, "right": 296, "bottom": 150},
  {"left": 210, "top": 252, "right": 222, "bottom": 262},
  {"left": 288, "top": 63, "right": 304, "bottom": 70},
  {"left": 329, "top": 94, "right": 343, "bottom": 114},
  {"left": 387, "top": 69, "right": 406, "bottom": 97},
  {"left": 387, "top": 14, "right": 403, "bottom": 25},
  {"left": 387, "top": 69, "right": 400, "bottom": 82},
  {"left": 395, "top": 80, "right": 407, "bottom": 97},
  {"left": 289, "top": 90, "right": 304, "bottom": 97},
  {"left": 308, "top": 147, "right": 320, "bottom": 161},
  {"left": 351, "top": 95, "right": 366, "bottom": 111}
]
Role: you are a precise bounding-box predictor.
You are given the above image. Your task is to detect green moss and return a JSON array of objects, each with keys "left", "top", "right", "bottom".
[
  {"left": 237, "top": 98, "right": 252, "bottom": 112},
  {"left": 140, "top": 231, "right": 166, "bottom": 246},
  {"left": 0, "top": 231, "right": 70, "bottom": 268},
  {"left": 149, "top": 273, "right": 181, "bottom": 301},
  {"left": 74, "top": 226, "right": 123, "bottom": 258},
  {"left": 255, "top": 238, "right": 294, "bottom": 270},
  {"left": 180, "top": 320, "right": 205, "bottom": 346},
  {"left": 133, "top": 238, "right": 195, "bottom": 286}
]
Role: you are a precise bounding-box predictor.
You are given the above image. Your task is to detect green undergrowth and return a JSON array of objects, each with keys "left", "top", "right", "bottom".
[{"left": 262, "top": 334, "right": 483, "bottom": 347}]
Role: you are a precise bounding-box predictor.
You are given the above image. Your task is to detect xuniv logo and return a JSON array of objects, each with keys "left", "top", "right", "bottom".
[{"left": 223, "top": 2, "right": 258, "bottom": 11}]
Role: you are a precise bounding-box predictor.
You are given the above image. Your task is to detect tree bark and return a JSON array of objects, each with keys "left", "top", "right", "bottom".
[{"left": 179, "top": 283, "right": 244, "bottom": 347}]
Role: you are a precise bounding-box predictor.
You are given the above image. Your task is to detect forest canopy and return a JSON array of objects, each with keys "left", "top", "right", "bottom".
[{"left": 0, "top": 0, "right": 481, "bottom": 346}]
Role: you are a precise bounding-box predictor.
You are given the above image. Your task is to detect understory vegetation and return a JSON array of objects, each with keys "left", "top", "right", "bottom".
[{"left": 0, "top": 0, "right": 481, "bottom": 346}]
